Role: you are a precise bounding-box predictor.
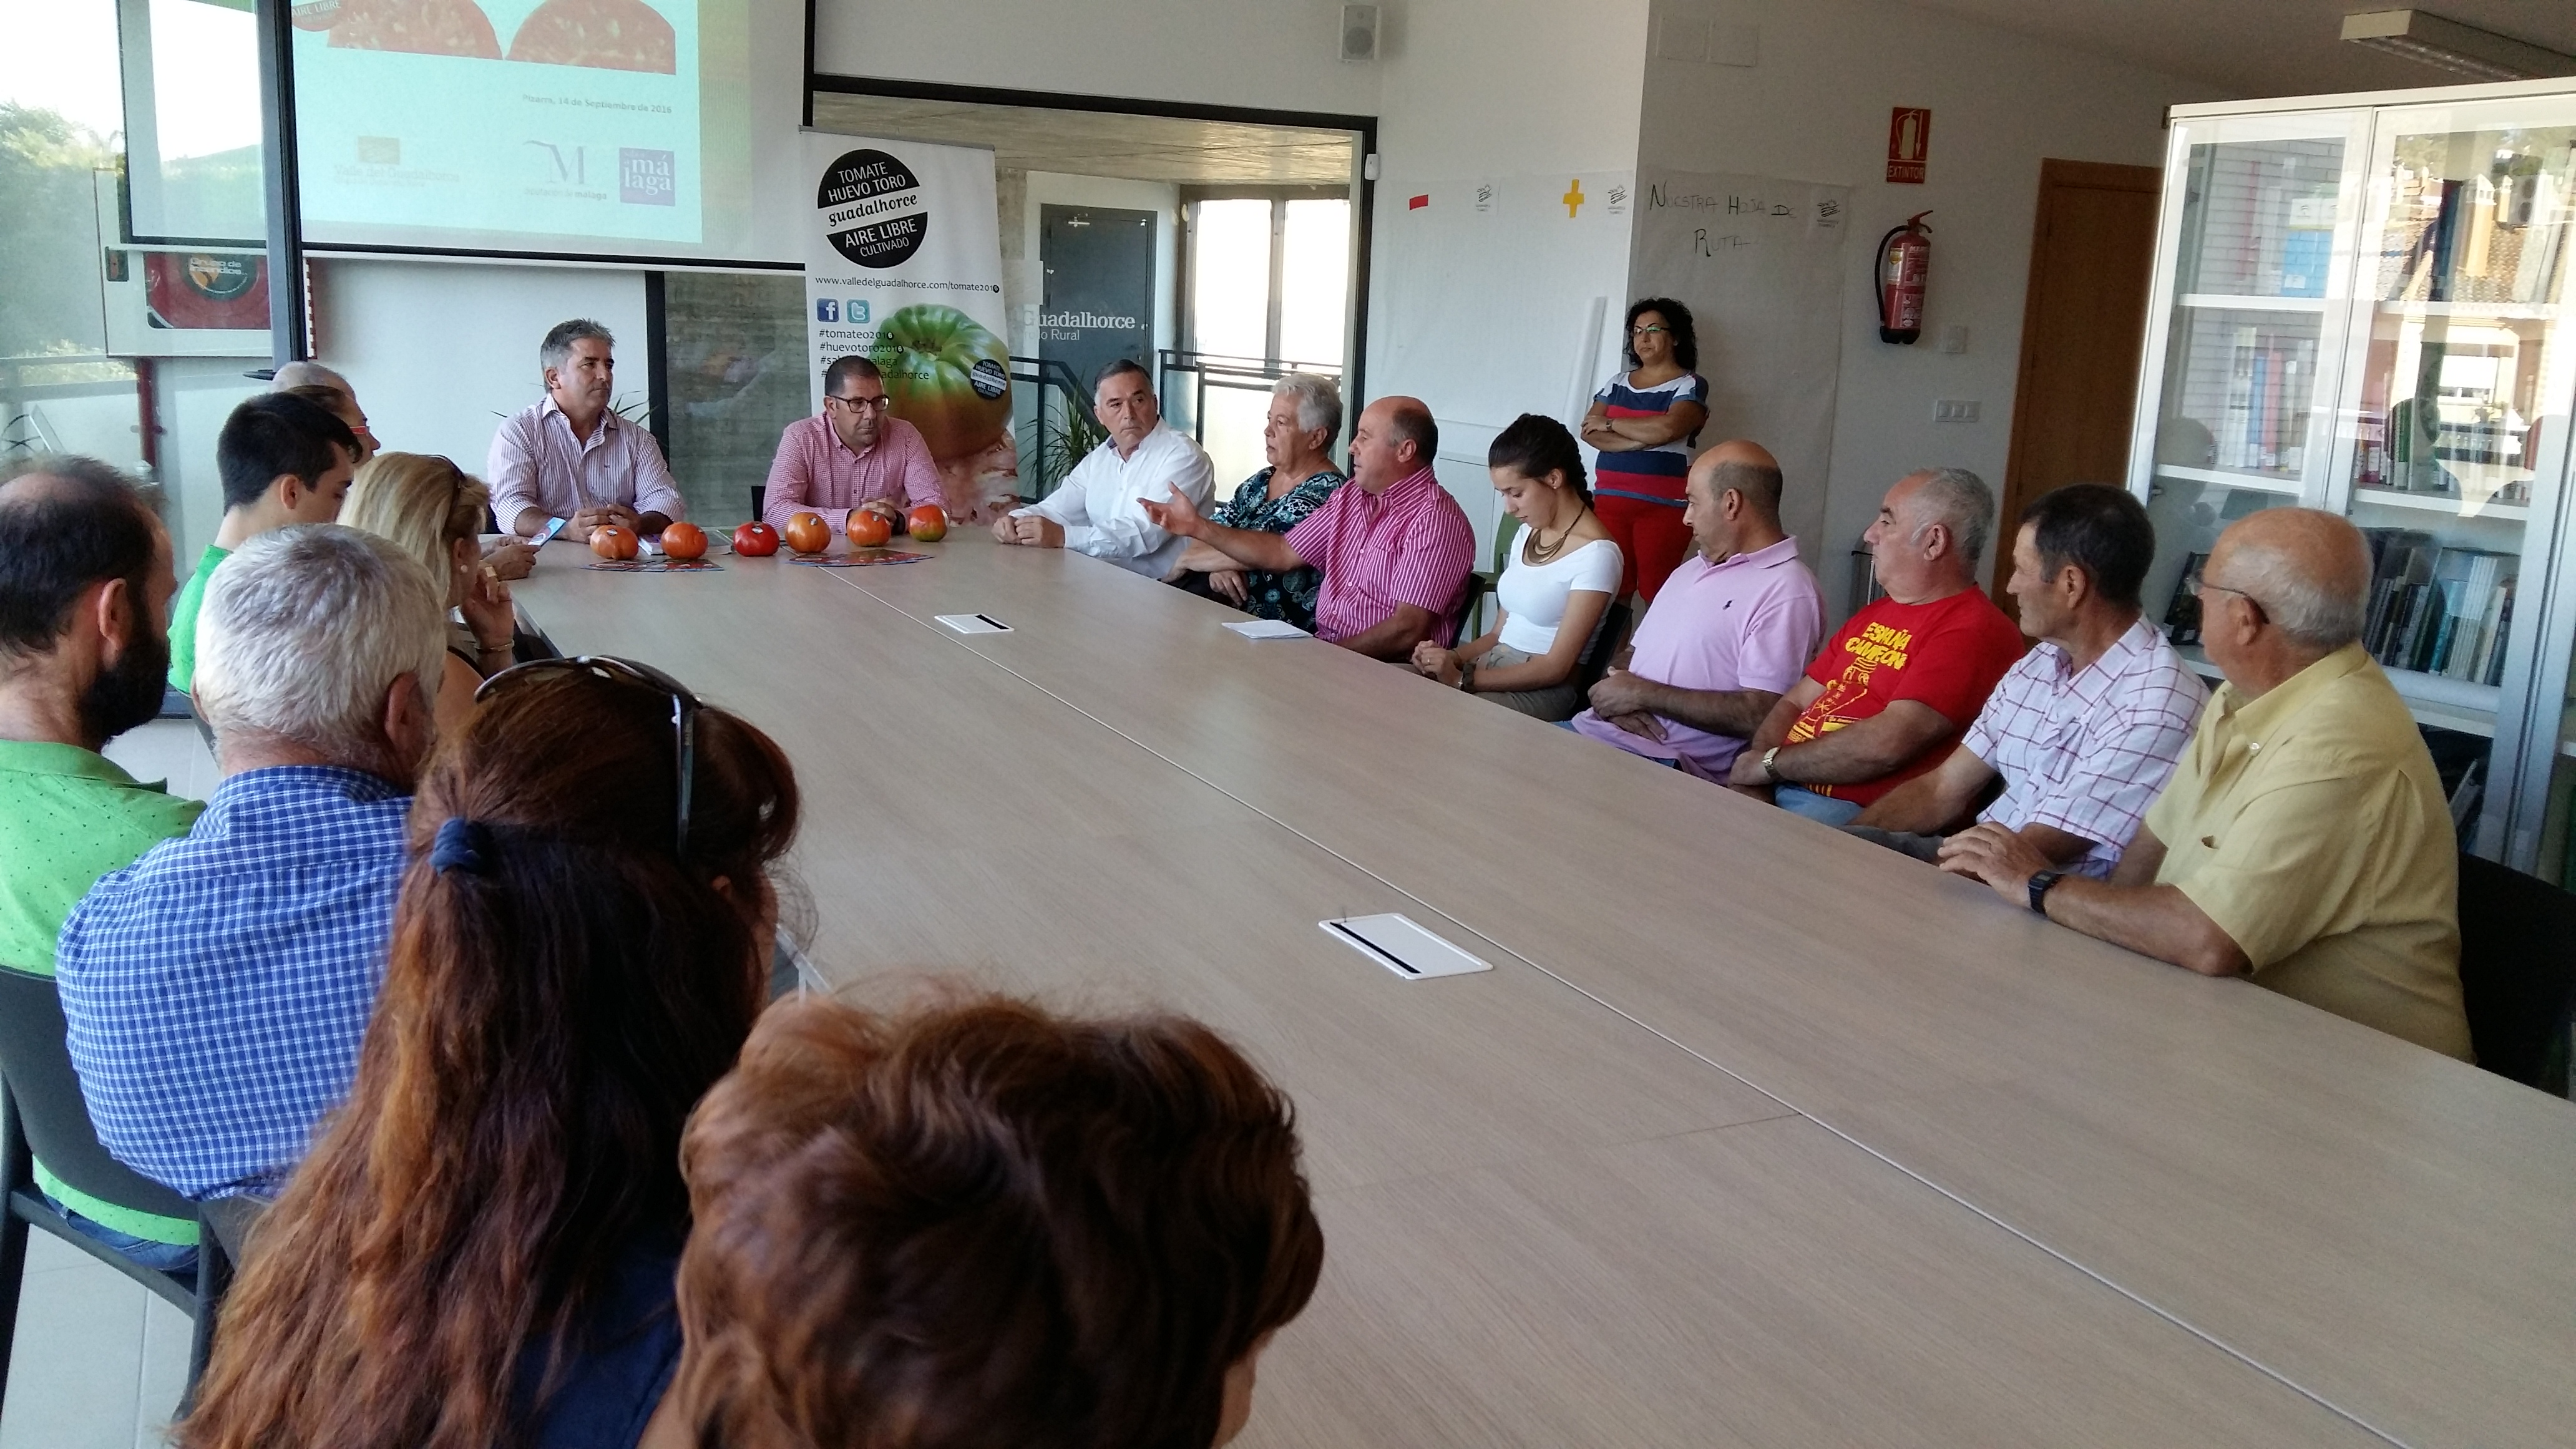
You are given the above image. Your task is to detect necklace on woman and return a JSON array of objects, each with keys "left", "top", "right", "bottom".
[{"left": 1526, "top": 498, "right": 1586, "bottom": 564}]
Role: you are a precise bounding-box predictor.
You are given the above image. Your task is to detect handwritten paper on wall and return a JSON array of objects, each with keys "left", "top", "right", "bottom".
[{"left": 1627, "top": 173, "right": 1852, "bottom": 567}]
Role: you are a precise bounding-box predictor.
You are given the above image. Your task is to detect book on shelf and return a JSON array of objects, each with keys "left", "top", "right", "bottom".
[
  {"left": 2221, "top": 326, "right": 2256, "bottom": 470},
  {"left": 2359, "top": 529, "right": 2516, "bottom": 681},
  {"left": 2162, "top": 552, "right": 2210, "bottom": 646}
]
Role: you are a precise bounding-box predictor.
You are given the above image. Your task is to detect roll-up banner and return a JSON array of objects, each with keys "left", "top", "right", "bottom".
[{"left": 804, "top": 130, "right": 1017, "bottom": 519}]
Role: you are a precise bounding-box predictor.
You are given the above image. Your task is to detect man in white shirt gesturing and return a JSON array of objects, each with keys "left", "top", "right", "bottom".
[{"left": 994, "top": 361, "right": 1213, "bottom": 577}]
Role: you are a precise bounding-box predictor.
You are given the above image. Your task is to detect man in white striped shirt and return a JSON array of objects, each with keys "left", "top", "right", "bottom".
[
  {"left": 1845, "top": 484, "right": 2205, "bottom": 879},
  {"left": 994, "top": 360, "right": 1213, "bottom": 577}
]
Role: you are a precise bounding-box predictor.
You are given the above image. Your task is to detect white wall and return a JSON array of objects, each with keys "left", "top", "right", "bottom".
[
  {"left": 1638, "top": 0, "right": 2224, "bottom": 617},
  {"left": 811, "top": 0, "right": 1378, "bottom": 117},
  {"left": 1366, "top": 0, "right": 1653, "bottom": 559},
  {"left": 307, "top": 258, "right": 652, "bottom": 482}
]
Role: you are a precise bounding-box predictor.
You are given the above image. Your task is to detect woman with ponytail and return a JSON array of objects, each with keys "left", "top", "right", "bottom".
[
  {"left": 178, "top": 657, "right": 801, "bottom": 1449},
  {"left": 1412, "top": 414, "right": 1621, "bottom": 720}
]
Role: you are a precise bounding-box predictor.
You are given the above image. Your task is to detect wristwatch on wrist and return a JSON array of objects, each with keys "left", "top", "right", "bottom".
[
  {"left": 1759, "top": 746, "right": 1783, "bottom": 783},
  {"left": 1457, "top": 661, "right": 1477, "bottom": 693},
  {"left": 2027, "top": 869, "right": 2066, "bottom": 915}
]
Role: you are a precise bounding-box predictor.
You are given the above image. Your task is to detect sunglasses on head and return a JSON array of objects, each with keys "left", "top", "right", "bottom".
[{"left": 476, "top": 655, "right": 701, "bottom": 857}]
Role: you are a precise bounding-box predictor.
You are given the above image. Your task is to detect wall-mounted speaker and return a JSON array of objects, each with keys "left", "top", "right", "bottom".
[{"left": 1340, "top": 4, "right": 1379, "bottom": 62}]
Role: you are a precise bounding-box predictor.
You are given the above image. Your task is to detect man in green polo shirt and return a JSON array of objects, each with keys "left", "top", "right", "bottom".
[
  {"left": 0, "top": 459, "right": 206, "bottom": 1266},
  {"left": 167, "top": 391, "right": 357, "bottom": 693}
]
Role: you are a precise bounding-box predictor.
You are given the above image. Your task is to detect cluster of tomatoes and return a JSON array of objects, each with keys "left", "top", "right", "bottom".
[{"left": 589, "top": 505, "right": 948, "bottom": 561}]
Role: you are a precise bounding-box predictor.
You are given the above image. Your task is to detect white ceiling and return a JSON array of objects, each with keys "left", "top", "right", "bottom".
[
  {"left": 1900, "top": 0, "right": 2576, "bottom": 98},
  {"left": 809, "top": 94, "right": 1360, "bottom": 186}
]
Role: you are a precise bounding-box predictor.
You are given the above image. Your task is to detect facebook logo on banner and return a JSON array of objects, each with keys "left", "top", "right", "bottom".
[
  {"left": 619, "top": 149, "right": 676, "bottom": 205},
  {"left": 816, "top": 298, "right": 839, "bottom": 323}
]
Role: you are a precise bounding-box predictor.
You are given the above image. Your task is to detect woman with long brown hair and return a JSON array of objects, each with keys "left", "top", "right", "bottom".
[
  {"left": 652, "top": 993, "right": 1325, "bottom": 1449},
  {"left": 178, "top": 657, "right": 801, "bottom": 1449}
]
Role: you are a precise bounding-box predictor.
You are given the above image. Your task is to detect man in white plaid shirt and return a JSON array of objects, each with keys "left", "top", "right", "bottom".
[{"left": 1846, "top": 484, "right": 2204, "bottom": 878}]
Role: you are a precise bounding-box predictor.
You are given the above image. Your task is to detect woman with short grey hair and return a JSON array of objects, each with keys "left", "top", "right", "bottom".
[{"left": 1168, "top": 373, "right": 1347, "bottom": 631}]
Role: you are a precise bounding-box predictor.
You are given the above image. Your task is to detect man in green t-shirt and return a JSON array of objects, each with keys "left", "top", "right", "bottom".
[
  {"left": 168, "top": 391, "right": 358, "bottom": 693},
  {"left": 0, "top": 459, "right": 207, "bottom": 1266}
]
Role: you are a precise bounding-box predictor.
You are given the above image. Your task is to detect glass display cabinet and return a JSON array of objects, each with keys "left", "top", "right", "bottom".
[{"left": 2132, "top": 82, "right": 2576, "bottom": 882}]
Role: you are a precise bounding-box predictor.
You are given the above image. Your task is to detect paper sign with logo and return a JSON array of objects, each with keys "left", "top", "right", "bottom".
[{"left": 803, "top": 131, "right": 1017, "bottom": 519}]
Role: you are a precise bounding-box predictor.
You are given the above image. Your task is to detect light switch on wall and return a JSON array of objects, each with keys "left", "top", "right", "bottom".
[
  {"left": 1933, "top": 399, "right": 1981, "bottom": 423},
  {"left": 1938, "top": 324, "right": 1968, "bottom": 353}
]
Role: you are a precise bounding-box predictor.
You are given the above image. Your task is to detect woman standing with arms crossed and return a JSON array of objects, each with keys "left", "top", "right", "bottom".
[{"left": 1581, "top": 297, "right": 1709, "bottom": 605}]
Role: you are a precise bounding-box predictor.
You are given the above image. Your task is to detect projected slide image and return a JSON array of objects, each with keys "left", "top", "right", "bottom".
[
  {"left": 296, "top": 0, "right": 673, "bottom": 72},
  {"left": 293, "top": 0, "right": 700, "bottom": 245}
]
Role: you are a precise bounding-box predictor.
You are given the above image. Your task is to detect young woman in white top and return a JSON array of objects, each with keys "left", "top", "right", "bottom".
[{"left": 1412, "top": 414, "right": 1621, "bottom": 721}]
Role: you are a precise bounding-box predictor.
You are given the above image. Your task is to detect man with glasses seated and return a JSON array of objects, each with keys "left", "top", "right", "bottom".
[
  {"left": 762, "top": 354, "right": 947, "bottom": 537},
  {"left": 1938, "top": 507, "right": 2472, "bottom": 1060},
  {"left": 57, "top": 525, "right": 447, "bottom": 1201}
]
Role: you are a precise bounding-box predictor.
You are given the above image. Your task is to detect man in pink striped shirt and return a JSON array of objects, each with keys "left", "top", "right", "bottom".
[
  {"left": 762, "top": 356, "right": 946, "bottom": 535},
  {"left": 1143, "top": 396, "right": 1474, "bottom": 660}
]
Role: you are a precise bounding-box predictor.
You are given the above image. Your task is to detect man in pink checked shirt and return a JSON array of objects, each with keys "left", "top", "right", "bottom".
[
  {"left": 761, "top": 356, "right": 946, "bottom": 536},
  {"left": 1143, "top": 396, "right": 1473, "bottom": 661}
]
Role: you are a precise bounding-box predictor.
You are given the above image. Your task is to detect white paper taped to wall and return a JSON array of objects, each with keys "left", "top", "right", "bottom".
[{"left": 1626, "top": 172, "right": 1853, "bottom": 570}]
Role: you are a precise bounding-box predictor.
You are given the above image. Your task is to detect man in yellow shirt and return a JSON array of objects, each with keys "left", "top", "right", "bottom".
[{"left": 1940, "top": 507, "right": 2472, "bottom": 1060}]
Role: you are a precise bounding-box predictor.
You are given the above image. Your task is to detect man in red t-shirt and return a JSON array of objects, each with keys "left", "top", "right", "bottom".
[{"left": 1728, "top": 468, "right": 2026, "bottom": 826}]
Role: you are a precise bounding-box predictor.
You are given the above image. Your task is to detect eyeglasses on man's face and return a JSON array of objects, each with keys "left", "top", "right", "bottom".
[{"left": 827, "top": 393, "right": 893, "bottom": 413}]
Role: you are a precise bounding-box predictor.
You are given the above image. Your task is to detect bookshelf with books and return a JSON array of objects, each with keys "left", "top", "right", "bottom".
[{"left": 2134, "top": 85, "right": 2576, "bottom": 880}]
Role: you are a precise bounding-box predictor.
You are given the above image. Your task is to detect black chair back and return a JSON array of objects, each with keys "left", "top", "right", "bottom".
[
  {"left": 0, "top": 968, "right": 195, "bottom": 1224},
  {"left": 1575, "top": 599, "right": 1632, "bottom": 694},
  {"left": 1444, "top": 570, "right": 1485, "bottom": 653},
  {"left": 2455, "top": 852, "right": 2576, "bottom": 1093},
  {"left": 0, "top": 968, "right": 241, "bottom": 1420}
]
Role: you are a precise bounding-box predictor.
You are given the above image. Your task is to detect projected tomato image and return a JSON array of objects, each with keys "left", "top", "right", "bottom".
[
  {"left": 869, "top": 305, "right": 1013, "bottom": 464},
  {"left": 323, "top": 0, "right": 503, "bottom": 59},
  {"left": 507, "top": 0, "right": 678, "bottom": 74}
]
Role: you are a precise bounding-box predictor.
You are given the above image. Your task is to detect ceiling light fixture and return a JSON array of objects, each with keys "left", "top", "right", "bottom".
[{"left": 2340, "top": 9, "right": 2576, "bottom": 82}]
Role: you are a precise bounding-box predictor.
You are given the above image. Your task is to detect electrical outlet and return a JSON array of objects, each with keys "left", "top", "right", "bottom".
[{"left": 1933, "top": 399, "right": 1981, "bottom": 424}]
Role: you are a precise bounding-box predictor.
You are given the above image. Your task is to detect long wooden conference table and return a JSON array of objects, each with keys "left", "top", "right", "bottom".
[{"left": 516, "top": 530, "right": 2574, "bottom": 1449}]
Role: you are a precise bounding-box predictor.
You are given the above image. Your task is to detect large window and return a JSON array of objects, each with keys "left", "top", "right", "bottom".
[
  {"left": 1181, "top": 190, "right": 1352, "bottom": 485},
  {"left": 2, "top": 0, "right": 270, "bottom": 568}
]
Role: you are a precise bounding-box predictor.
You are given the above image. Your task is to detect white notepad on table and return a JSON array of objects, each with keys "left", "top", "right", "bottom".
[{"left": 1224, "top": 618, "right": 1310, "bottom": 641}]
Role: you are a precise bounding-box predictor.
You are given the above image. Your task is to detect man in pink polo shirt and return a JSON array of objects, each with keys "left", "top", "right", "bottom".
[
  {"left": 1144, "top": 396, "right": 1474, "bottom": 660},
  {"left": 1568, "top": 441, "right": 1824, "bottom": 778},
  {"left": 762, "top": 356, "right": 945, "bottom": 535}
]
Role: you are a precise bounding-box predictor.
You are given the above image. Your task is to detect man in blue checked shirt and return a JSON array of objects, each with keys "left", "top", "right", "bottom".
[{"left": 59, "top": 524, "right": 447, "bottom": 1201}]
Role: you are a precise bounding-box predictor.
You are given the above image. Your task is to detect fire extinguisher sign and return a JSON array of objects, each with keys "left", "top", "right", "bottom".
[{"left": 1886, "top": 107, "right": 1931, "bottom": 184}]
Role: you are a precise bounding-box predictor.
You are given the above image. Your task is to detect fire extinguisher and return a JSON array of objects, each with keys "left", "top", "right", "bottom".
[{"left": 1876, "top": 211, "right": 1933, "bottom": 344}]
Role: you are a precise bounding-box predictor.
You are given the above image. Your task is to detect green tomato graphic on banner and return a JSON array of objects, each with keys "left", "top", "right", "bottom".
[{"left": 869, "top": 304, "right": 1013, "bottom": 462}]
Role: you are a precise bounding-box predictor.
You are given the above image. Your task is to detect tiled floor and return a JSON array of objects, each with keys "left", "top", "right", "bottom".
[{"left": 0, "top": 1233, "right": 193, "bottom": 1449}]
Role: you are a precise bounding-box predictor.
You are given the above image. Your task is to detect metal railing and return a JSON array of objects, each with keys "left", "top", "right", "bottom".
[{"left": 1156, "top": 349, "right": 1344, "bottom": 448}]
